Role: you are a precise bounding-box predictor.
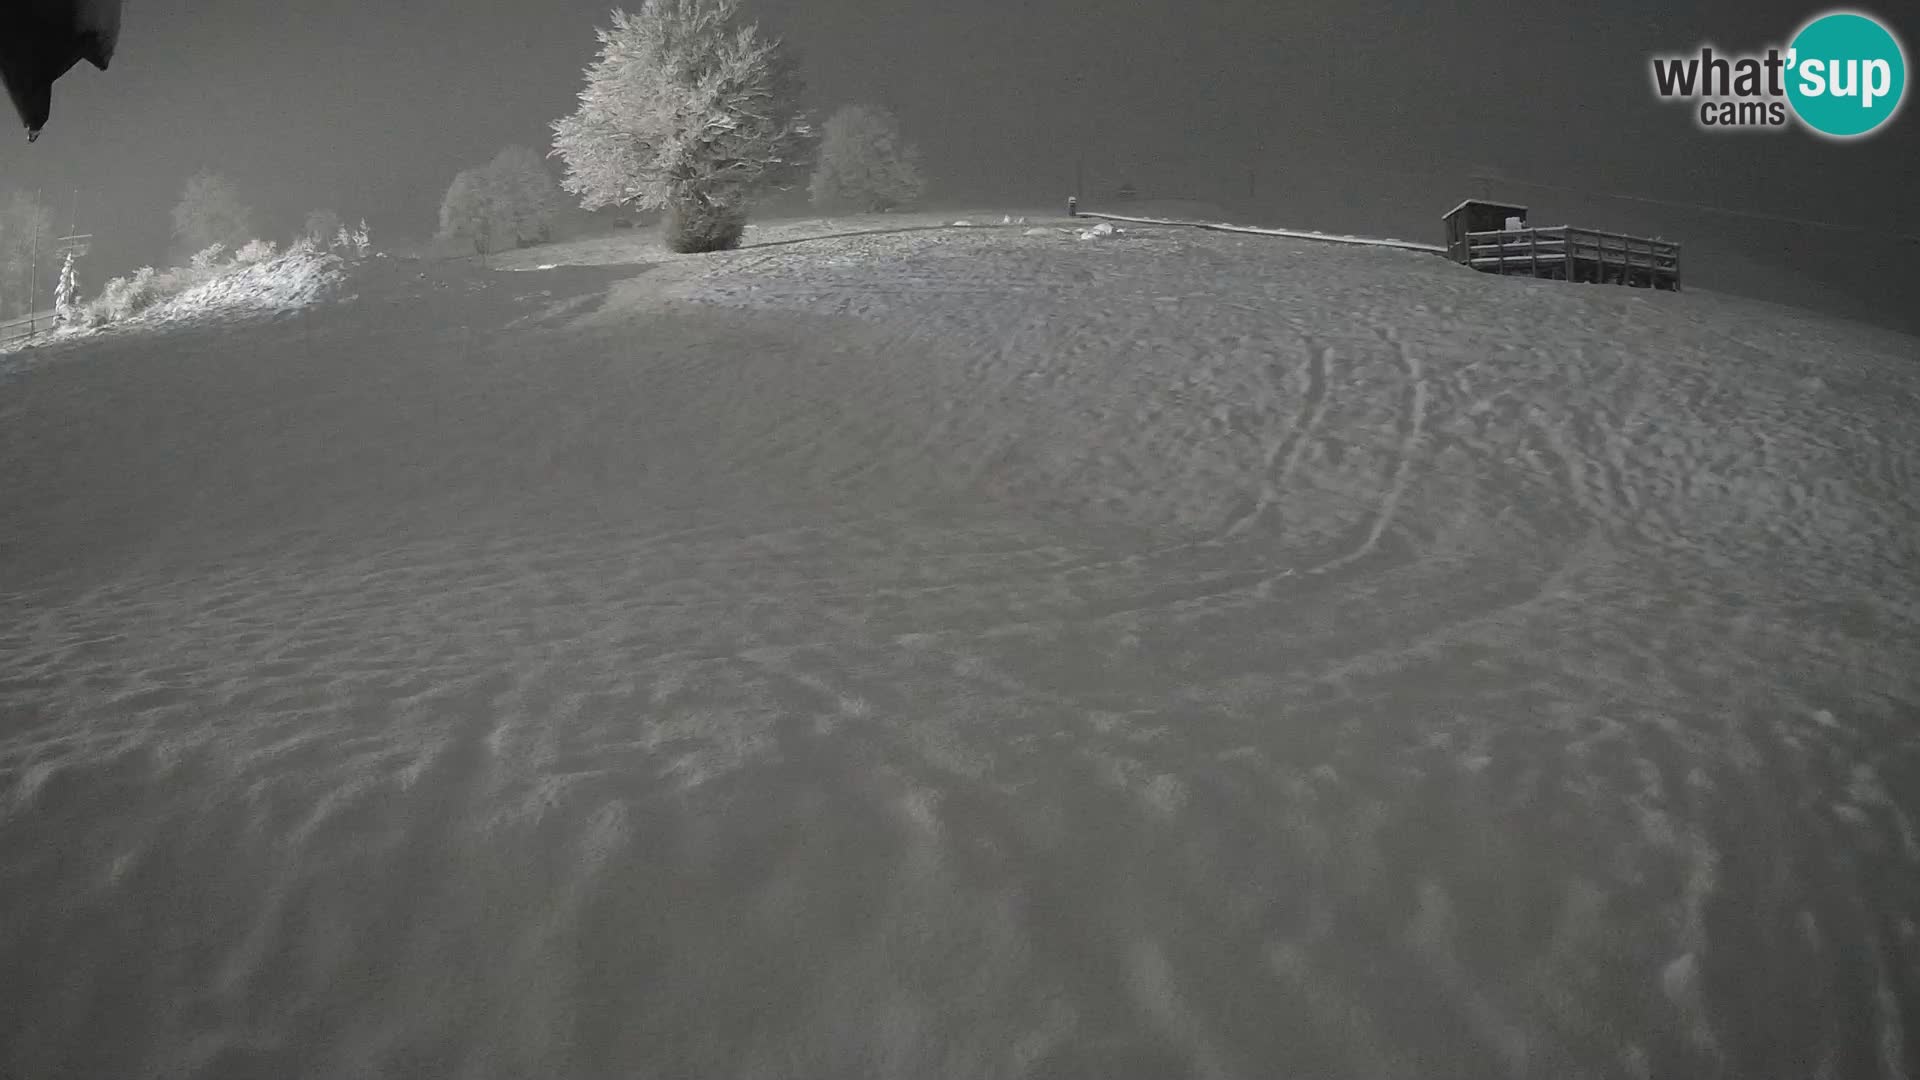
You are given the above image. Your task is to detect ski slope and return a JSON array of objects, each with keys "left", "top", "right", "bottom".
[{"left": 1, "top": 220, "right": 1915, "bottom": 1079}]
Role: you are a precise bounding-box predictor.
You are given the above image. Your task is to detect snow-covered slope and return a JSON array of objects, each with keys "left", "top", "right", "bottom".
[{"left": 1, "top": 224, "right": 1914, "bottom": 1079}]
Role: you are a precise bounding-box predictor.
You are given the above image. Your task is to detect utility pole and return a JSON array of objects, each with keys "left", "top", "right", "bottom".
[
  {"left": 1068, "top": 67, "right": 1088, "bottom": 205},
  {"left": 28, "top": 188, "right": 41, "bottom": 339}
]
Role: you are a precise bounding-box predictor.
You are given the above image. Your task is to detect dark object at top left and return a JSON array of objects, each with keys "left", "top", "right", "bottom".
[{"left": 0, "top": 0, "right": 123, "bottom": 142}]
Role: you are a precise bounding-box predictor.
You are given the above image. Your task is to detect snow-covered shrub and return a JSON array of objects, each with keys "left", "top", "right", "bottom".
[
  {"left": 233, "top": 238, "right": 278, "bottom": 265},
  {"left": 86, "top": 267, "right": 167, "bottom": 325},
  {"left": 808, "top": 105, "right": 925, "bottom": 212},
  {"left": 189, "top": 243, "right": 227, "bottom": 272}
]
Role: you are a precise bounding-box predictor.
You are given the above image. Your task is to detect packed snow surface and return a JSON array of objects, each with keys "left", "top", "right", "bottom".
[{"left": 2, "top": 222, "right": 1916, "bottom": 1079}]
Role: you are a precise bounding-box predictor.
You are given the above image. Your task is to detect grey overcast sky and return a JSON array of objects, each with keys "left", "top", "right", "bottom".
[{"left": 1, "top": 0, "right": 1914, "bottom": 325}]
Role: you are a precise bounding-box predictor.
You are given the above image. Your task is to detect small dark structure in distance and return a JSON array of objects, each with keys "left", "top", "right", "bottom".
[{"left": 1443, "top": 199, "right": 1681, "bottom": 291}]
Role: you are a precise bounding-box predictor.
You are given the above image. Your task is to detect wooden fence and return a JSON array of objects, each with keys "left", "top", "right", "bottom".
[
  {"left": 0, "top": 309, "right": 58, "bottom": 348},
  {"left": 1462, "top": 226, "right": 1681, "bottom": 290}
]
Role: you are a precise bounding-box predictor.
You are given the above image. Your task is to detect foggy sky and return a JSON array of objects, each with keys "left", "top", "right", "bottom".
[{"left": 1, "top": 0, "right": 1913, "bottom": 326}]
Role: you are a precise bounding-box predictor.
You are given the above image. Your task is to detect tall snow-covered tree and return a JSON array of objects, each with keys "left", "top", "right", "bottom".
[
  {"left": 549, "top": 0, "right": 811, "bottom": 252},
  {"left": 808, "top": 105, "right": 925, "bottom": 212},
  {"left": 487, "top": 146, "right": 561, "bottom": 246},
  {"left": 52, "top": 250, "right": 77, "bottom": 325},
  {"left": 438, "top": 166, "right": 500, "bottom": 256},
  {"left": 170, "top": 171, "right": 254, "bottom": 264}
]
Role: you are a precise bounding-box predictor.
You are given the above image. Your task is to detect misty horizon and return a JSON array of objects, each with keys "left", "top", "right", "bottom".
[{"left": 1, "top": 0, "right": 1914, "bottom": 332}]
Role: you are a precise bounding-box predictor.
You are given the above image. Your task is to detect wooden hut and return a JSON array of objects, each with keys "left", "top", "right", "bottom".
[{"left": 1443, "top": 200, "right": 1528, "bottom": 264}]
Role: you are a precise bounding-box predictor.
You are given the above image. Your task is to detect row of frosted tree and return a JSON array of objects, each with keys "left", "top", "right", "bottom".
[
  {"left": 443, "top": 0, "right": 926, "bottom": 256},
  {"left": 2, "top": 0, "right": 928, "bottom": 318}
]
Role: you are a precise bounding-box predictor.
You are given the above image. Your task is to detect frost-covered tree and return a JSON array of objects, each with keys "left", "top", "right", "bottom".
[
  {"left": 486, "top": 147, "right": 561, "bottom": 246},
  {"left": 445, "top": 145, "right": 564, "bottom": 253},
  {"left": 808, "top": 105, "right": 925, "bottom": 212},
  {"left": 549, "top": 0, "right": 811, "bottom": 252},
  {"left": 438, "top": 146, "right": 561, "bottom": 256},
  {"left": 171, "top": 171, "right": 254, "bottom": 263},
  {"left": 234, "top": 238, "right": 279, "bottom": 265},
  {"left": 437, "top": 166, "right": 500, "bottom": 256}
]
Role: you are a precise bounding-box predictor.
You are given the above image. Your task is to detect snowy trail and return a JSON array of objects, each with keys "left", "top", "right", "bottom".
[{"left": 2, "top": 228, "right": 1916, "bottom": 1079}]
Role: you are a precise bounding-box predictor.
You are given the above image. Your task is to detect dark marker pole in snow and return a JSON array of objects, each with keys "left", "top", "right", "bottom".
[{"left": 28, "top": 189, "right": 40, "bottom": 339}]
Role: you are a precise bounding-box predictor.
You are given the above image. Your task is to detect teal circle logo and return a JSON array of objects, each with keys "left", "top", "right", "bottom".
[{"left": 1786, "top": 11, "right": 1907, "bottom": 138}]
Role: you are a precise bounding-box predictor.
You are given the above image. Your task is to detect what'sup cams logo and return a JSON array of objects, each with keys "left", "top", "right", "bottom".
[{"left": 1650, "top": 9, "right": 1907, "bottom": 138}]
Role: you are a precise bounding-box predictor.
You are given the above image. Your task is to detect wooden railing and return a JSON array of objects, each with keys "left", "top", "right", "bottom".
[
  {"left": 0, "top": 309, "right": 58, "bottom": 347},
  {"left": 1462, "top": 226, "right": 1681, "bottom": 288}
]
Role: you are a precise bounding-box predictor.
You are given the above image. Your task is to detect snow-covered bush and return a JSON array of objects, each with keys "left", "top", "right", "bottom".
[
  {"left": 86, "top": 267, "right": 167, "bottom": 325},
  {"left": 549, "top": 0, "right": 811, "bottom": 253},
  {"left": 189, "top": 243, "right": 227, "bottom": 272},
  {"left": 233, "top": 238, "right": 278, "bottom": 265},
  {"left": 808, "top": 105, "right": 925, "bottom": 212},
  {"left": 80, "top": 242, "right": 343, "bottom": 330}
]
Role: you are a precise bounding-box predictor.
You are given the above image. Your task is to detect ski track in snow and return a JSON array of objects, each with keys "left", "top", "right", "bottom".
[{"left": 0, "top": 225, "right": 1916, "bottom": 1079}]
